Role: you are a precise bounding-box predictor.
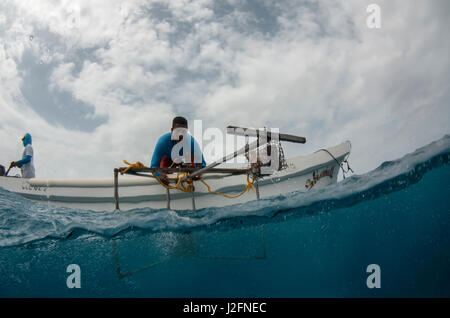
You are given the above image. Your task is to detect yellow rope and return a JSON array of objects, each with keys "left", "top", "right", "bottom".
[
  {"left": 121, "top": 160, "right": 147, "bottom": 175},
  {"left": 152, "top": 172, "right": 195, "bottom": 193},
  {"left": 122, "top": 160, "right": 256, "bottom": 199},
  {"left": 198, "top": 174, "right": 256, "bottom": 199}
]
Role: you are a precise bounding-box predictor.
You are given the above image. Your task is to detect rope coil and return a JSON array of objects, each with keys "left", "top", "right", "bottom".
[{"left": 122, "top": 160, "right": 256, "bottom": 199}]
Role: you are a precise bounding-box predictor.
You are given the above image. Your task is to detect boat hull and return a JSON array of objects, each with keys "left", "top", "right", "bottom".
[{"left": 0, "top": 141, "right": 351, "bottom": 211}]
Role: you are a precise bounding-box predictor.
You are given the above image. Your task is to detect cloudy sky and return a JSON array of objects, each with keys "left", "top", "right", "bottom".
[{"left": 0, "top": 0, "right": 449, "bottom": 179}]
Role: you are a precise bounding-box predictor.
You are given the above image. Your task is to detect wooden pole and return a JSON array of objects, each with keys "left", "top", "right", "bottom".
[
  {"left": 5, "top": 163, "right": 13, "bottom": 177},
  {"left": 114, "top": 168, "right": 120, "bottom": 210}
]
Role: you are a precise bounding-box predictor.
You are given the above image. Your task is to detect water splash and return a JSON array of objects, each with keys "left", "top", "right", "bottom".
[{"left": 0, "top": 135, "right": 449, "bottom": 247}]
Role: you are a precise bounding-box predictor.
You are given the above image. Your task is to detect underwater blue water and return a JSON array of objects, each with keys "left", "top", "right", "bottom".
[{"left": 0, "top": 135, "right": 449, "bottom": 297}]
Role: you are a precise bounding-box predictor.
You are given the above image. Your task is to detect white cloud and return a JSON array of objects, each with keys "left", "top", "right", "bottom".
[
  {"left": 163, "top": 0, "right": 214, "bottom": 22},
  {"left": 0, "top": 0, "right": 448, "bottom": 180}
]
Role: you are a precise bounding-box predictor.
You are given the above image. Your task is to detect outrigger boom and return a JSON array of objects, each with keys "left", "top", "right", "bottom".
[{"left": 226, "top": 126, "right": 307, "bottom": 144}]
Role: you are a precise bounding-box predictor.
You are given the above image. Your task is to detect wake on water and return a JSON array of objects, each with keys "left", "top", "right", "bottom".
[{"left": 0, "top": 135, "right": 449, "bottom": 248}]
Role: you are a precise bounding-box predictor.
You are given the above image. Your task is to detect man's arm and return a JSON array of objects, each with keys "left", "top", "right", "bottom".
[
  {"left": 16, "top": 155, "right": 32, "bottom": 167},
  {"left": 150, "top": 134, "right": 171, "bottom": 177},
  {"left": 150, "top": 139, "right": 164, "bottom": 168}
]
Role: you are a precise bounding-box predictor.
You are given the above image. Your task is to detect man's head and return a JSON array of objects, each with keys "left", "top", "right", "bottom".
[
  {"left": 22, "top": 133, "right": 32, "bottom": 147},
  {"left": 172, "top": 116, "right": 188, "bottom": 130},
  {"left": 171, "top": 116, "right": 188, "bottom": 142}
]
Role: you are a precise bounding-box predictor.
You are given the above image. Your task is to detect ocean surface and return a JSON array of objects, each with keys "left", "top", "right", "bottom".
[{"left": 0, "top": 135, "right": 449, "bottom": 297}]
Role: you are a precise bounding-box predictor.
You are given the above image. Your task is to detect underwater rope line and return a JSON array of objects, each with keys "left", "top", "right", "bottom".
[{"left": 122, "top": 160, "right": 256, "bottom": 199}]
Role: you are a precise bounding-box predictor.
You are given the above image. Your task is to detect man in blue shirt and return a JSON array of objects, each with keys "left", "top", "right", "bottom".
[{"left": 151, "top": 116, "right": 206, "bottom": 184}]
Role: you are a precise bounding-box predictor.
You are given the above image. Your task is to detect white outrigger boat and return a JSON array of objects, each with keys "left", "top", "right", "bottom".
[{"left": 0, "top": 126, "right": 352, "bottom": 212}]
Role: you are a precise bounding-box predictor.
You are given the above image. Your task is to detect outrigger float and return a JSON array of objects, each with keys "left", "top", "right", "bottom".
[{"left": 0, "top": 126, "right": 352, "bottom": 212}]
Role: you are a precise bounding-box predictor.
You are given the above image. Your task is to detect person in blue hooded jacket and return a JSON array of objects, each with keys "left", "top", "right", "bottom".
[
  {"left": 10, "top": 133, "right": 36, "bottom": 178},
  {"left": 151, "top": 116, "right": 206, "bottom": 184}
]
